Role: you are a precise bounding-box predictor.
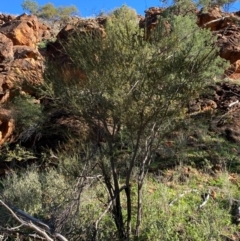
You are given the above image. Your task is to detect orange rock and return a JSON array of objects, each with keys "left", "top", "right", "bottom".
[
  {"left": 0, "top": 33, "right": 13, "bottom": 62},
  {"left": 13, "top": 45, "right": 40, "bottom": 59},
  {"left": 197, "top": 7, "right": 227, "bottom": 31},
  {"left": 0, "top": 13, "right": 39, "bottom": 47},
  {"left": 0, "top": 109, "right": 14, "bottom": 146},
  {"left": 225, "top": 60, "right": 240, "bottom": 79}
]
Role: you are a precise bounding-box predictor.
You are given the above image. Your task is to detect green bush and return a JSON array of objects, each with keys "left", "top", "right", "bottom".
[{"left": 41, "top": 4, "right": 228, "bottom": 239}]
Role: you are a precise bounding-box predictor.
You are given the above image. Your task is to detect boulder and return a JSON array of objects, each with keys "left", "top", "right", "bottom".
[
  {"left": 47, "top": 17, "right": 106, "bottom": 59},
  {"left": 197, "top": 7, "right": 230, "bottom": 31},
  {"left": 0, "top": 33, "right": 14, "bottom": 62},
  {"left": 46, "top": 17, "right": 106, "bottom": 83},
  {"left": 38, "top": 22, "right": 52, "bottom": 41},
  {"left": 139, "top": 7, "right": 165, "bottom": 40},
  {"left": 225, "top": 60, "right": 240, "bottom": 79},
  {"left": 0, "top": 13, "right": 39, "bottom": 47},
  {"left": 0, "top": 109, "right": 14, "bottom": 146},
  {"left": 13, "top": 45, "right": 40, "bottom": 59},
  {"left": 0, "top": 14, "right": 15, "bottom": 25},
  {"left": 217, "top": 25, "right": 240, "bottom": 64}
]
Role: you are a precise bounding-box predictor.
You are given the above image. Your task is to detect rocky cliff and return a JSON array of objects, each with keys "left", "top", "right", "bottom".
[{"left": 1, "top": 7, "right": 240, "bottom": 147}]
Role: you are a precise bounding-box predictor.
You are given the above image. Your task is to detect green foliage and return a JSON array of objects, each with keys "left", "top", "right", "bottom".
[
  {"left": 138, "top": 175, "right": 240, "bottom": 241},
  {"left": 198, "top": 0, "right": 237, "bottom": 8},
  {"left": 5, "top": 3, "right": 238, "bottom": 240},
  {"left": 169, "top": 0, "right": 238, "bottom": 9},
  {"left": 3, "top": 144, "right": 37, "bottom": 162},
  {"left": 21, "top": 0, "right": 78, "bottom": 20},
  {"left": 45, "top": 7, "right": 226, "bottom": 147},
  {"left": 1, "top": 166, "right": 72, "bottom": 220},
  {"left": 2, "top": 167, "right": 43, "bottom": 215},
  {"left": 1, "top": 166, "right": 239, "bottom": 240},
  {"left": 12, "top": 94, "right": 42, "bottom": 133},
  {"left": 42, "top": 4, "right": 228, "bottom": 238},
  {"left": 38, "top": 3, "right": 58, "bottom": 19},
  {"left": 21, "top": 0, "right": 39, "bottom": 15},
  {"left": 57, "top": 5, "right": 78, "bottom": 20}
]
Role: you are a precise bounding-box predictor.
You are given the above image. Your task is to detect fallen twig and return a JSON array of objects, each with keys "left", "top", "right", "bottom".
[
  {"left": 169, "top": 189, "right": 199, "bottom": 206},
  {"left": 0, "top": 200, "right": 68, "bottom": 241},
  {"left": 198, "top": 189, "right": 210, "bottom": 209},
  {"left": 228, "top": 100, "right": 239, "bottom": 108},
  {"left": 203, "top": 14, "right": 240, "bottom": 28}
]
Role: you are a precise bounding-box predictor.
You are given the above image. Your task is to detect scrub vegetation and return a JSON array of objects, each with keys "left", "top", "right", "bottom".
[{"left": 0, "top": 1, "right": 239, "bottom": 241}]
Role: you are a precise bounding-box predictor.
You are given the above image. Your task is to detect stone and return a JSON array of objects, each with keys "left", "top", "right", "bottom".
[
  {"left": 225, "top": 60, "right": 240, "bottom": 79},
  {"left": 0, "top": 33, "right": 14, "bottom": 62},
  {"left": 217, "top": 25, "right": 240, "bottom": 64},
  {"left": 38, "top": 22, "right": 51, "bottom": 41},
  {"left": 0, "top": 13, "right": 39, "bottom": 47},
  {"left": 13, "top": 45, "right": 40, "bottom": 59},
  {"left": 197, "top": 7, "right": 229, "bottom": 31},
  {"left": 0, "top": 109, "right": 14, "bottom": 146},
  {"left": 0, "top": 14, "right": 15, "bottom": 25}
]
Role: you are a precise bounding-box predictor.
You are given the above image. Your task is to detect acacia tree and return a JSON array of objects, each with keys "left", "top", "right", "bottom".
[
  {"left": 43, "top": 4, "right": 226, "bottom": 240},
  {"left": 21, "top": 0, "right": 78, "bottom": 20}
]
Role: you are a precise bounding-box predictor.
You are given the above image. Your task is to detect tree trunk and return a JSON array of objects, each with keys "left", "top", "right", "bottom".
[
  {"left": 125, "top": 184, "right": 131, "bottom": 240},
  {"left": 135, "top": 180, "right": 143, "bottom": 237}
]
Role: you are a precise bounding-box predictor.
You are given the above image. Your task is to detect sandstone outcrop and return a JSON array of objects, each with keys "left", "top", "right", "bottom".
[
  {"left": 0, "top": 14, "right": 15, "bottom": 25},
  {"left": 189, "top": 82, "right": 240, "bottom": 143},
  {"left": 139, "top": 6, "right": 240, "bottom": 79},
  {"left": 197, "top": 6, "right": 230, "bottom": 31},
  {"left": 0, "top": 13, "right": 39, "bottom": 47},
  {"left": 47, "top": 17, "right": 106, "bottom": 59},
  {"left": 0, "top": 32, "right": 13, "bottom": 63},
  {"left": 217, "top": 25, "right": 240, "bottom": 64},
  {"left": 46, "top": 17, "right": 106, "bottom": 83},
  {"left": 1, "top": 7, "right": 240, "bottom": 148},
  {"left": 225, "top": 59, "right": 240, "bottom": 79},
  {"left": 0, "top": 13, "right": 45, "bottom": 146},
  {"left": 0, "top": 109, "right": 14, "bottom": 146},
  {"left": 196, "top": 7, "right": 240, "bottom": 77}
]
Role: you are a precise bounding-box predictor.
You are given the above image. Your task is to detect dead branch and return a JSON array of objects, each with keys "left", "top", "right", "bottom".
[
  {"left": 0, "top": 200, "right": 53, "bottom": 241},
  {"left": 198, "top": 189, "right": 211, "bottom": 209},
  {"left": 169, "top": 189, "right": 199, "bottom": 206},
  {"left": 203, "top": 14, "right": 240, "bottom": 28},
  {"left": 0, "top": 200, "right": 68, "bottom": 241},
  {"left": 228, "top": 100, "right": 239, "bottom": 108}
]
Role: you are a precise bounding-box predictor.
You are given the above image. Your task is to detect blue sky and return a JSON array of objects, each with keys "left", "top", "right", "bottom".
[{"left": 1, "top": 1, "right": 240, "bottom": 16}]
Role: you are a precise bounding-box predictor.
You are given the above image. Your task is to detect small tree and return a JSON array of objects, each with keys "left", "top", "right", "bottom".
[
  {"left": 21, "top": 0, "right": 78, "bottom": 20},
  {"left": 57, "top": 5, "right": 78, "bottom": 20},
  {"left": 38, "top": 3, "right": 58, "bottom": 20},
  {"left": 21, "top": 0, "right": 39, "bottom": 15},
  {"left": 43, "top": 4, "right": 226, "bottom": 240}
]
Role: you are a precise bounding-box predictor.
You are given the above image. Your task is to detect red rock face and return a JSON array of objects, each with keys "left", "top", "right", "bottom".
[
  {"left": 197, "top": 7, "right": 228, "bottom": 31},
  {"left": 196, "top": 7, "right": 240, "bottom": 78},
  {"left": 217, "top": 25, "right": 240, "bottom": 64},
  {"left": 0, "top": 33, "right": 13, "bottom": 62},
  {"left": 0, "top": 14, "right": 45, "bottom": 146},
  {"left": 1, "top": 7, "right": 240, "bottom": 146},
  {"left": 0, "top": 109, "right": 14, "bottom": 146},
  {"left": 0, "top": 13, "right": 39, "bottom": 47},
  {"left": 0, "top": 14, "right": 15, "bottom": 25},
  {"left": 225, "top": 60, "right": 240, "bottom": 79},
  {"left": 139, "top": 6, "right": 240, "bottom": 79}
]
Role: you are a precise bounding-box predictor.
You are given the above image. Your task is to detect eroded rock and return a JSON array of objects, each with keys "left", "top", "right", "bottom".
[
  {"left": 0, "top": 33, "right": 13, "bottom": 62},
  {"left": 0, "top": 13, "right": 39, "bottom": 47},
  {"left": 0, "top": 109, "right": 14, "bottom": 146}
]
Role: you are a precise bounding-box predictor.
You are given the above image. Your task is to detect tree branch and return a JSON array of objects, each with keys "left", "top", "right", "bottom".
[
  {"left": 0, "top": 200, "right": 68, "bottom": 241},
  {"left": 203, "top": 15, "right": 240, "bottom": 28},
  {"left": 93, "top": 185, "right": 127, "bottom": 240}
]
